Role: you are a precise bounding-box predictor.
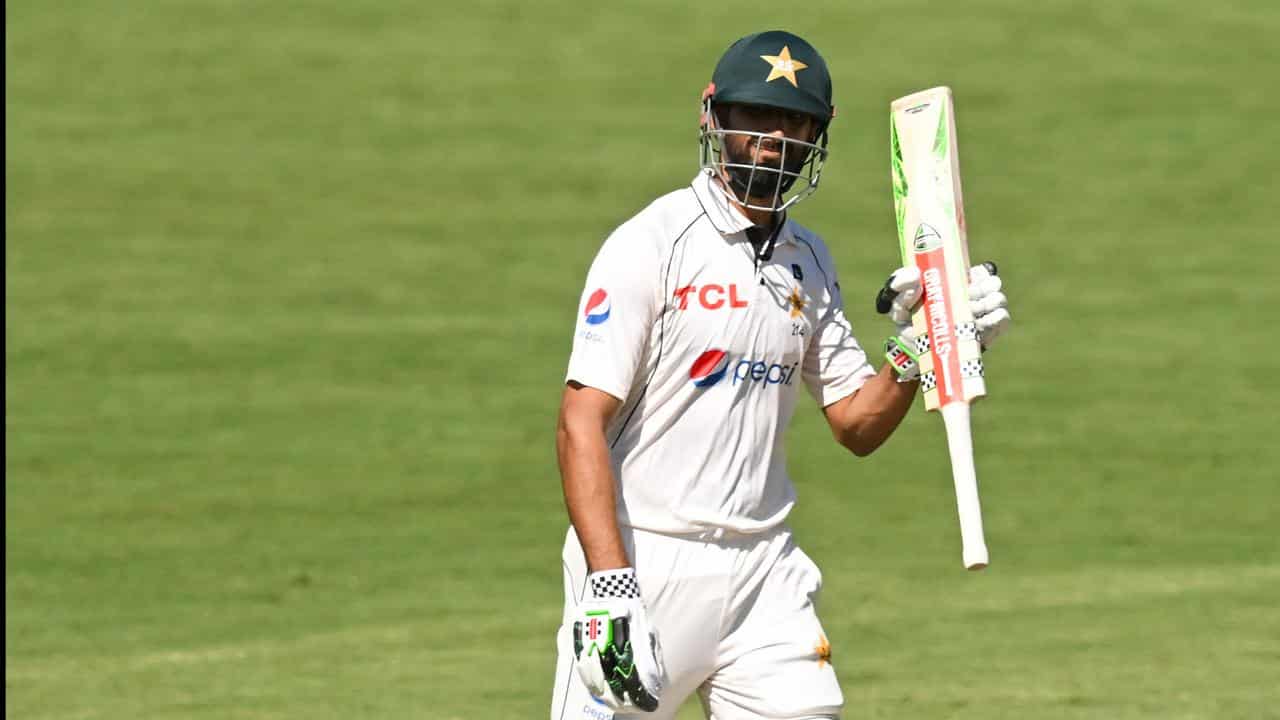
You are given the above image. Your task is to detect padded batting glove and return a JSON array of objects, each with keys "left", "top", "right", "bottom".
[
  {"left": 572, "top": 568, "right": 666, "bottom": 713},
  {"left": 875, "top": 266, "right": 924, "bottom": 382},
  {"left": 967, "top": 262, "right": 1011, "bottom": 350},
  {"left": 876, "top": 261, "right": 1012, "bottom": 382}
]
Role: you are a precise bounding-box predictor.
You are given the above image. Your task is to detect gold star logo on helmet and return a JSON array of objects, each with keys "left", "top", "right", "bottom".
[{"left": 759, "top": 46, "right": 808, "bottom": 87}]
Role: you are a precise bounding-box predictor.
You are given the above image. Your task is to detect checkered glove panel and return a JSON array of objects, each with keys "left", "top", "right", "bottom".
[{"left": 589, "top": 568, "right": 641, "bottom": 599}]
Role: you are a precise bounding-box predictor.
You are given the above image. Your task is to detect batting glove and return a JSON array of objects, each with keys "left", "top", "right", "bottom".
[
  {"left": 875, "top": 267, "right": 924, "bottom": 382},
  {"left": 968, "top": 262, "right": 1011, "bottom": 350},
  {"left": 572, "top": 568, "right": 666, "bottom": 713},
  {"left": 876, "top": 261, "right": 1012, "bottom": 381}
]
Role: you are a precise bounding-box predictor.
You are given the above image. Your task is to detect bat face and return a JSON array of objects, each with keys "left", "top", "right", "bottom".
[{"left": 890, "top": 87, "right": 985, "bottom": 411}]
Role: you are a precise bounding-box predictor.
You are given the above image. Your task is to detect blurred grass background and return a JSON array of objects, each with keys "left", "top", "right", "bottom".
[{"left": 7, "top": 1, "right": 1280, "bottom": 717}]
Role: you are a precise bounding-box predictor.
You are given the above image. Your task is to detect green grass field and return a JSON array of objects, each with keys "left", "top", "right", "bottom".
[{"left": 7, "top": 1, "right": 1280, "bottom": 718}]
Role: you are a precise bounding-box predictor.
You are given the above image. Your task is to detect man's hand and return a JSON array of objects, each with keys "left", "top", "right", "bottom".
[
  {"left": 572, "top": 568, "right": 665, "bottom": 713},
  {"left": 876, "top": 261, "right": 1012, "bottom": 381},
  {"left": 967, "top": 262, "right": 1010, "bottom": 350},
  {"left": 876, "top": 267, "right": 925, "bottom": 382}
]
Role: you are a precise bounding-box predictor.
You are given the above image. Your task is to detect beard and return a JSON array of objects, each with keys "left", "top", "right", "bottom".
[{"left": 722, "top": 137, "right": 811, "bottom": 201}]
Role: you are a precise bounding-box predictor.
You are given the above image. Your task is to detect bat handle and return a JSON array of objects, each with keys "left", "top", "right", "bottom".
[{"left": 940, "top": 402, "right": 989, "bottom": 570}]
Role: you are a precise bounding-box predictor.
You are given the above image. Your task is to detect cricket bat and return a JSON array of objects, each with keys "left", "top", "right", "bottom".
[{"left": 889, "top": 86, "right": 989, "bottom": 570}]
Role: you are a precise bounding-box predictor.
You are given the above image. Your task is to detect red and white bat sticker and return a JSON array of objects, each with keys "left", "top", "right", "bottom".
[{"left": 913, "top": 225, "right": 964, "bottom": 407}]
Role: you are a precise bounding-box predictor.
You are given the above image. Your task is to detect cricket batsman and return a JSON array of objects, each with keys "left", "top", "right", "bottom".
[{"left": 553, "top": 30, "right": 1011, "bottom": 719}]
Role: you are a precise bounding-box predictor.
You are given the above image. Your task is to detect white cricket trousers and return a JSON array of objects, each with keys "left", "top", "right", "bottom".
[{"left": 550, "top": 525, "right": 843, "bottom": 720}]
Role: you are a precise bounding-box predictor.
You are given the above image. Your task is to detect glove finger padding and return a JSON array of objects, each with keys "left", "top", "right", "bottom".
[
  {"left": 599, "top": 618, "right": 660, "bottom": 712},
  {"left": 875, "top": 266, "right": 921, "bottom": 330},
  {"left": 572, "top": 618, "right": 611, "bottom": 703},
  {"left": 976, "top": 307, "right": 1011, "bottom": 347},
  {"left": 626, "top": 600, "right": 665, "bottom": 712},
  {"left": 969, "top": 261, "right": 998, "bottom": 282},
  {"left": 970, "top": 289, "right": 1006, "bottom": 318},
  {"left": 967, "top": 261, "right": 1010, "bottom": 349}
]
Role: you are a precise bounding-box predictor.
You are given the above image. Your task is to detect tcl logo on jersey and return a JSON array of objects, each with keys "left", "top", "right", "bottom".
[
  {"left": 673, "top": 284, "right": 748, "bottom": 310},
  {"left": 688, "top": 349, "right": 798, "bottom": 389},
  {"left": 583, "top": 289, "right": 611, "bottom": 325}
]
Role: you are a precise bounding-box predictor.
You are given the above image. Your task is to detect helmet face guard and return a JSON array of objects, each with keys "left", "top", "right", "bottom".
[{"left": 699, "top": 98, "right": 829, "bottom": 213}]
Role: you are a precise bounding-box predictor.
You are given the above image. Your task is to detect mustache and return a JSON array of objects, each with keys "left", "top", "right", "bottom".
[{"left": 745, "top": 140, "right": 785, "bottom": 168}]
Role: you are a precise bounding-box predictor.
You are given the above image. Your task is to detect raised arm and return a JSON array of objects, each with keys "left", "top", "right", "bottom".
[
  {"left": 822, "top": 366, "right": 917, "bottom": 456},
  {"left": 826, "top": 261, "right": 1011, "bottom": 456}
]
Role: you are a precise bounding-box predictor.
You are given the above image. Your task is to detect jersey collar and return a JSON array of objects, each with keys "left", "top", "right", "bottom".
[
  {"left": 692, "top": 170, "right": 760, "bottom": 236},
  {"left": 691, "top": 170, "right": 798, "bottom": 246}
]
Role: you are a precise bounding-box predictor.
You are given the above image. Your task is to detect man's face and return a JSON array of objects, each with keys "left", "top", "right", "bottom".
[
  {"left": 720, "top": 103, "right": 818, "bottom": 171},
  {"left": 716, "top": 103, "right": 820, "bottom": 201}
]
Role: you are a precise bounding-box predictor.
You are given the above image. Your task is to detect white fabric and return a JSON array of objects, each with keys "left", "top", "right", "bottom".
[
  {"left": 565, "top": 170, "right": 876, "bottom": 536},
  {"left": 551, "top": 527, "right": 843, "bottom": 720}
]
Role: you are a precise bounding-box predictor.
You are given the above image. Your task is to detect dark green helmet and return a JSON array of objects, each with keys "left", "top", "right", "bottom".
[
  {"left": 711, "top": 30, "right": 834, "bottom": 127},
  {"left": 699, "top": 30, "right": 834, "bottom": 213}
]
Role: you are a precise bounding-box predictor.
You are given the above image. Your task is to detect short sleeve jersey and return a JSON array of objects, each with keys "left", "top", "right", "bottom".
[{"left": 566, "top": 170, "right": 876, "bottom": 535}]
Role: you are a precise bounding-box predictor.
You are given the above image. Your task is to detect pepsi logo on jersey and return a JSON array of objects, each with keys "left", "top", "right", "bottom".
[
  {"left": 688, "top": 349, "right": 798, "bottom": 389},
  {"left": 583, "top": 289, "right": 611, "bottom": 325},
  {"left": 689, "top": 350, "right": 731, "bottom": 387}
]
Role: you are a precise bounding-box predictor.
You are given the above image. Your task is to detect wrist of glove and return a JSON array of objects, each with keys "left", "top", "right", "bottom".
[
  {"left": 884, "top": 327, "right": 924, "bottom": 382},
  {"left": 875, "top": 261, "right": 1012, "bottom": 382},
  {"left": 572, "top": 568, "right": 666, "bottom": 713}
]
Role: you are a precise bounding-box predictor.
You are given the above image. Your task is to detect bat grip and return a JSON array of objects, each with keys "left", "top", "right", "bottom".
[{"left": 940, "top": 402, "right": 989, "bottom": 570}]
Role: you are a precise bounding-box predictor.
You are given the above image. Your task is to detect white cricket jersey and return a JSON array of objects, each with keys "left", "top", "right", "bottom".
[{"left": 566, "top": 170, "right": 876, "bottom": 535}]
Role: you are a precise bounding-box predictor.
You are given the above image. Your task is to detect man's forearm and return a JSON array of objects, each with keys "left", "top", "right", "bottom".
[
  {"left": 827, "top": 365, "right": 918, "bottom": 456},
  {"left": 556, "top": 421, "right": 630, "bottom": 572}
]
